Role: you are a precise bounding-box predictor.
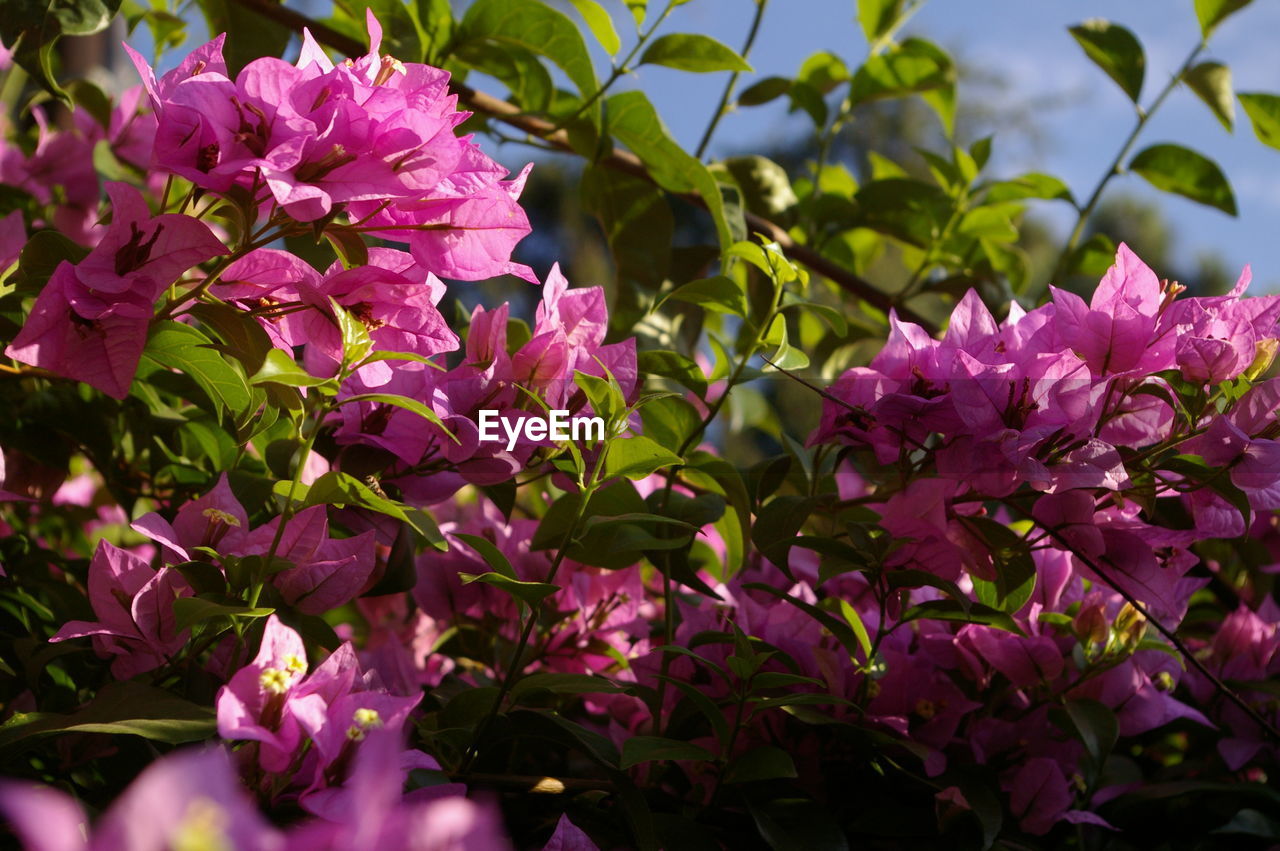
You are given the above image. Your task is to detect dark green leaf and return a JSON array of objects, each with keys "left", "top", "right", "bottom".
[
  {"left": 1128, "top": 143, "right": 1236, "bottom": 215},
  {"left": 724, "top": 745, "right": 798, "bottom": 784},
  {"left": 637, "top": 350, "right": 707, "bottom": 399},
  {"left": 0, "top": 682, "right": 215, "bottom": 750},
  {"left": 738, "top": 76, "right": 791, "bottom": 106},
  {"left": 620, "top": 736, "right": 715, "bottom": 769},
  {"left": 902, "top": 599, "right": 1026, "bottom": 636},
  {"left": 460, "top": 571, "right": 558, "bottom": 607},
  {"left": 1069, "top": 20, "right": 1145, "bottom": 102},
  {"left": 172, "top": 597, "right": 273, "bottom": 632}
]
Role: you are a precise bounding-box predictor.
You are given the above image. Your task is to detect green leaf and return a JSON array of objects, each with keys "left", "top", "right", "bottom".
[
  {"left": 660, "top": 275, "right": 747, "bottom": 316},
  {"left": 857, "top": 0, "right": 905, "bottom": 43},
  {"left": 338, "top": 393, "right": 455, "bottom": 440},
  {"left": 250, "top": 349, "right": 333, "bottom": 388},
  {"left": 581, "top": 165, "right": 672, "bottom": 320},
  {"left": 1059, "top": 698, "right": 1119, "bottom": 768},
  {"left": 453, "top": 40, "right": 554, "bottom": 112},
  {"left": 637, "top": 350, "right": 707, "bottom": 399},
  {"left": 460, "top": 571, "right": 558, "bottom": 608},
  {"left": 752, "top": 495, "right": 815, "bottom": 569},
  {"left": 460, "top": 0, "right": 598, "bottom": 99},
  {"left": 0, "top": 682, "right": 215, "bottom": 750},
  {"left": 510, "top": 673, "right": 624, "bottom": 699},
  {"left": 983, "top": 172, "right": 1075, "bottom": 204},
  {"left": 199, "top": 0, "right": 291, "bottom": 76},
  {"left": 1128, "top": 143, "right": 1237, "bottom": 215},
  {"left": 322, "top": 226, "right": 369, "bottom": 270},
  {"left": 1, "top": 0, "right": 122, "bottom": 101},
  {"left": 748, "top": 797, "right": 851, "bottom": 851},
  {"left": 1194, "top": 0, "right": 1253, "bottom": 38},
  {"left": 603, "top": 435, "right": 683, "bottom": 480},
  {"left": 297, "top": 471, "right": 445, "bottom": 547},
  {"left": 849, "top": 39, "right": 953, "bottom": 107},
  {"left": 724, "top": 745, "right": 798, "bottom": 784},
  {"left": 454, "top": 532, "right": 518, "bottom": 580},
  {"left": 187, "top": 302, "right": 274, "bottom": 376},
  {"left": 620, "top": 736, "right": 715, "bottom": 769},
  {"left": 640, "top": 33, "right": 751, "bottom": 73},
  {"left": 1068, "top": 19, "right": 1145, "bottom": 103},
  {"left": 738, "top": 76, "right": 791, "bottom": 107},
  {"left": 1239, "top": 92, "right": 1280, "bottom": 149},
  {"left": 639, "top": 395, "right": 703, "bottom": 452},
  {"left": 142, "top": 321, "right": 254, "bottom": 419},
  {"left": 962, "top": 516, "right": 1037, "bottom": 614},
  {"left": 328, "top": 297, "right": 373, "bottom": 367},
  {"left": 172, "top": 597, "right": 273, "bottom": 632},
  {"left": 902, "top": 599, "right": 1026, "bottom": 636},
  {"left": 623, "top": 0, "right": 645, "bottom": 27},
  {"left": 606, "top": 90, "right": 733, "bottom": 249},
  {"left": 566, "top": 0, "right": 619, "bottom": 54},
  {"left": 1185, "top": 62, "right": 1234, "bottom": 131}
]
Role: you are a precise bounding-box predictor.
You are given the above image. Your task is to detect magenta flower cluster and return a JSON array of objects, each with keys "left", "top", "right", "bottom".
[{"left": 0, "top": 10, "right": 1278, "bottom": 848}]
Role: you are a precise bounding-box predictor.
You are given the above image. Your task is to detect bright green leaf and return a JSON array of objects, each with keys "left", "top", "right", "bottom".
[
  {"left": 603, "top": 435, "right": 683, "bottom": 480},
  {"left": 640, "top": 33, "right": 751, "bottom": 73},
  {"left": 566, "top": 0, "right": 620, "bottom": 54},
  {"left": 1194, "top": 0, "right": 1253, "bottom": 38},
  {"left": 1185, "top": 62, "right": 1234, "bottom": 131},
  {"left": 1239, "top": 92, "right": 1280, "bottom": 149}
]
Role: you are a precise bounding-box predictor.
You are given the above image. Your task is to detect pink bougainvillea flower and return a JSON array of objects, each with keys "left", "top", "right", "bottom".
[
  {"left": 217, "top": 614, "right": 312, "bottom": 772},
  {"left": 242, "top": 506, "right": 377, "bottom": 614},
  {"left": 299, "top": 262, "right": 457, "bottom": 383},
  {"left": 75, "top": 182, "right": 227, "bottom": 298},
  {"left": 132, "top": 472, "right": 250, "bottom": 562},
  {"left": 5, "top": 183, "right": 225, "bottom": 398},
  {"left": 284, "top": 727, "right": 508, "bottom": 850},
  {"left": 1048, "top": 243, "right": 1175, "bottom": 377},
  {"left": 49, "top": 540, "right": 191, "bottom": 678},
  {"left": 4, "top": 263, "right": 152, "bottom": 399},
  {"left": 0, "top": 746, "right": 281, "bottom": 851}
]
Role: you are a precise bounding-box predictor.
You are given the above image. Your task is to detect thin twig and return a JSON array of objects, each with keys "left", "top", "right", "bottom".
[{"left": 694, "top": 0, "right": 768, "bottom": 159}]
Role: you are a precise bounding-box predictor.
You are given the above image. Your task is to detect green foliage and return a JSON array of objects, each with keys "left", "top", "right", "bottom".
[
  {"left": 1069, "top": 20, "right": 1146, "bottom": 103},
  {"left": 640, "top": 33, "right": 752, "bottom": 73},
  {"left": 1238, "top": 92, "right": 1280, "bottom": 149},
  {"left": 1184, "top": 62, "right": 1235, "bottom": 131},
  {"left": 1128, "top": 143, "right": 1237, "bottom": 215}
]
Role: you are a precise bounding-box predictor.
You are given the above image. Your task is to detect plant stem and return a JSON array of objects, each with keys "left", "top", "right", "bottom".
[
  {"left": 1051, "top": 40, "right": 1205, "bottom": 286},
  {"left": 560, "top": 0, "right": 679, "bottom": 127},
  {"left": 694, "top": 0, "right": 769, "bottom": 159},
  {"left": 460, "top": 445, "right": 610, "bottom": 772}
]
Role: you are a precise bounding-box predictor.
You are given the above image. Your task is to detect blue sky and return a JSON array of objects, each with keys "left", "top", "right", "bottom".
[{"left": 530, "top": 0, "right": 1280, "bottom": 290}]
